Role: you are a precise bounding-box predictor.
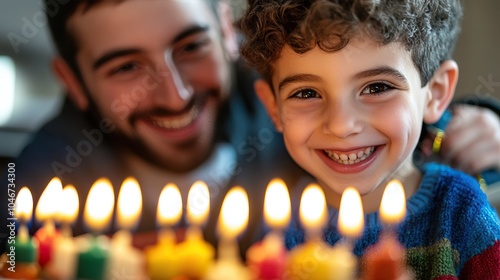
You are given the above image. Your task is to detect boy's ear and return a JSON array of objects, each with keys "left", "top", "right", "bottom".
[
  {"left": 254, "top": 79, "right": 283, "bottom": 132},
  {"left": 423, "top": 60, "right": 459, "bottom": 124},
  {"left": 217, "top": 1, "right": 239, "bottom": 61},
  {"left": 52, "top": 57, "right": 89, "bottom": 111}
]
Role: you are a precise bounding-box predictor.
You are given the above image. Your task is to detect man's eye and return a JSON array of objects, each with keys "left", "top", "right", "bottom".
[
  {"left": 361, "top": 83, "right": 393, "bottom": 95},
  {"left": 183, "top": 38, "right": 211, "bottom": 53},
  {"left": 290, "top": 88, "right": 320, "bottom": 99},
  {"left": 111, "top": 63, "right": 138, "bottom": 74}
]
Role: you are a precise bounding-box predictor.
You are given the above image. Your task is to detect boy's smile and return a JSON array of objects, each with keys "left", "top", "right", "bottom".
[{"left": 259, "top": 39, "right": 434, "bottom": 211}]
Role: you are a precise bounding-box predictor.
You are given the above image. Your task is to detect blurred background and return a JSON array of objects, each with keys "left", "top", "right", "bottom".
[{"left": 0, "top": 0, "right": 499, "bottom": 162}]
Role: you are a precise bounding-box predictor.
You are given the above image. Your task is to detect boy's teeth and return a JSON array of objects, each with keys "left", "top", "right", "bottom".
[
  {"left": 324, "top": 147, "right": 375, "bottom": 165},
  {"left": 151, "top": 107, "right": 199, "bottom": 129}
]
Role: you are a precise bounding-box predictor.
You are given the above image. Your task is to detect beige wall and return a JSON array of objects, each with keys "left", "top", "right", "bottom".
[{"left": 453, "top": 0, "right": 500, "bottom": 100}]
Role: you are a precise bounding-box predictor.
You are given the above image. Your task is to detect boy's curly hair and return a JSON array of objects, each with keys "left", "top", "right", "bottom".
[{"left": 238, "top": 0, "right": 462, "bottom": 86}]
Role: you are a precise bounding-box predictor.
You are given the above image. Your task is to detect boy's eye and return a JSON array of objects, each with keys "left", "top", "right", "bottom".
[
  {"left": 290, "top": 88, "right": 320, "bottom": 99},
  {"left": 361, "top": 83, "right": 393, "bottom": 95}
]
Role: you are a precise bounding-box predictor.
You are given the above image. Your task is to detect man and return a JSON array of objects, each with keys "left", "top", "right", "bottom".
[{"left": 0, "top": 0, "right": 306, "bottom": 255}]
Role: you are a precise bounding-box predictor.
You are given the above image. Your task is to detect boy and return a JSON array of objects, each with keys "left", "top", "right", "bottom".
[{"left": 239, "top": 0, "right": 500, "bottom": 278}]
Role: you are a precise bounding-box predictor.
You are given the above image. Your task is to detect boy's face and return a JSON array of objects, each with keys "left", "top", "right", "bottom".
[
  {"left": 262, "top": 39, "right": 433, "bottom": 198},
  {"left": 61, "top": 0, "right": 234, "bottom": 172}
]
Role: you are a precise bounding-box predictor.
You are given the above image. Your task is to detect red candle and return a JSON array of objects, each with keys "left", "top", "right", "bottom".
[
  {"left": 362, "top": 179, "right": 409, "bottom": 280},
  {"left": 34, "top": 177, "right": 63, "bottom": 267},
  {"left": 246, "top": 178, "right": 290, "bottom": 280}
]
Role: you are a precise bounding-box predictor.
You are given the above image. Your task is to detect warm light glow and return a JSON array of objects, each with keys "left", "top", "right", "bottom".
[
  {"left": 57, "top": 185, "right": 79, "bottom": 225},
  {"left": 380, "top": 179, "right": 406, "bottom": 225},
  {"left": 187, "top": 180, "right": 210, "bottom": 226},
  {"left": 15, "top": 187, "right": 33, "bottom": 222},
  {"left": 218, "top": 186, "right": 249, "bottom": 239},
  {"left": 264, "top": 178, "right": 291, "bottom": 229},
  {"left": 338, "top": 187, "right": 364, "bottom": 238},
  {"left": 36, "top": 177, "right": 63, "bottom": 223},
  {"left": 83, "top": 178, "right": 115, "bottom": 233},
  {"left": 299, "top": 183, "right": 327, "bottom": 232},
  {"left": 117, "top": 177, "right": 143, "bottom": 230},
  {"left": 0, "top": 56, "right": 15, "bottom": 126},
  {"left": 157, "top": 183, "right": 183, "bottom": 227}
]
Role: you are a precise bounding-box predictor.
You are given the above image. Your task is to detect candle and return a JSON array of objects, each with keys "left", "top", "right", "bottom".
[
  {"left": 203, "top": 186, "right": 251, "bottom": 280},
  {"left": 145, "top": 183, "right": 182, "bottom": 280},
  {"left": 246, "top": 178, "right": 290, "bottom": 280},
  {"left": 286, "top": 183, "right": 334, "bottom": 279},
  {"left": 333, "top": 187, "right": 365, "bottom": 280},
  {"left": 76, "top": 178, "right": 114, "bottom": 280},
  {"left": 34, "top": 177, "right": 62, "bottom": 267},
  {"left": 177, "top": 181, "right": 215, "bottom": 278},
  {"left": 106, "top": 177, "right": 148, "bottom": 280},
  {"left": 47, "top": 184, "right": 79, "bottom": 280},
  {"left": 0, "top": 187, "right": 39, "bottom": 279},
  {"left": 362, "top": 179, "right": 408, "bottom": 280}
]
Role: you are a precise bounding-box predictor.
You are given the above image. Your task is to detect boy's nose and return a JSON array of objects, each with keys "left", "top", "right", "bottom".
[{"left": 322, "top": 101, "right": 364, "bottom": 138}]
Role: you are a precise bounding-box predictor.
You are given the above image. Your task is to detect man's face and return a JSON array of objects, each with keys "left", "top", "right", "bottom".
[
  {"left": 67, "top": 0, "right": 233, "bottom": 172},
  {"left": 265, "top": 39, "right": 431, "bottom": 198}
]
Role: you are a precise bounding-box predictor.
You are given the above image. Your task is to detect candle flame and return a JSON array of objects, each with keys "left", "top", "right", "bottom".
[
  {"left": 299, "top": 183, "right": 327, "bottom": 232},
  {"left": 117, "top": 177, "right": 143, "bottom": 230},
  {"left": 36, "top": 177, "right": 63, "bottom": 222},
  {"left": 187, "top": 180, "right": 210, "bottom": 226},
  {"left": 218, "top": 186, "right": 249, "bottom": 239},
  {"left": 264, "top": 178, "right": 291, "bottom": 229},
  {"left": 338, "top": 187, "right": 364, "bottom": 238},
  {"left": 157, "top": 183, "right": 182, "bottom": 227},
  {"left": 57, "top": 185, "right": 79, "bottom": 225},
  {"left": 15, "top": 187, "right": 33, "bottom": 222},
  {"left": 380, "top": 179, "right": 406, "bottom": 225},
  {"left": 83, "top": 178, "right": 115, "bottom": 233}
]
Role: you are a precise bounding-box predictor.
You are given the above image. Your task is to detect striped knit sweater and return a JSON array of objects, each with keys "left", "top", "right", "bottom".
[{"left": 284, "top": 163, "right": 500, "bottom": 279}]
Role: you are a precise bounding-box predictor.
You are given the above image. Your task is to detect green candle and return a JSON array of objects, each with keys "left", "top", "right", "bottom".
[{"left": 76, "top": 237, "right": 108, "bottom": 280}]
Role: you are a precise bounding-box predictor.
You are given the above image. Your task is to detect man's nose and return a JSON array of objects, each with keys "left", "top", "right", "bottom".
[{"left": 150, "top": 51, "right": 194, "bottom": 110}]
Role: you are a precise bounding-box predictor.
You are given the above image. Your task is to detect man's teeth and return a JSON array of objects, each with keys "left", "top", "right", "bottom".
[
  {"left": 151, "top": 107, "right": 199, "bottom": 129},
  {"left": 324, "top": 147, "right": 375, "bottom": 165}
]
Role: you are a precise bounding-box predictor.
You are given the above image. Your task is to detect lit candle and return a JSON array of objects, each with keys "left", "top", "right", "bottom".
[
  {"left": 106, "top": 177, "right": 148, "bottom": 280},
  {"left": 34, "top": 177, "right": 62, "bottom": 267},
  {"left": 333, "top": 187, "right": 365, "bottom": 280},
  {"left": 0, "top": 187, "right": 39, "bottom": 279},
  {"left": 362, "top": 179, "right": 408, "bottom": 280},
  {"left": 246, "top": 178, "right": 290, "bottom": 279},
  {"left": 177, "top": 181, "right": 215, "bottom": 278},
  {"left": 145, "top": 183, "right": 182, "bottom": 280},
  {"left": 203, "top": 186, "right": 251, "bottom": 280},
  {"left": 47, "top": 184, "right": 79, "bottom": 280},
  {"left": 75, "top": 178, "right": 114, "bottom": 280},
  {"left": 286, "top": 183, "right": 334, "bottom": 279}
]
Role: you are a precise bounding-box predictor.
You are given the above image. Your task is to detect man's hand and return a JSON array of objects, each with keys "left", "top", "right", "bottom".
[{"left": 441, "top": 105, "right": 500, "bottom": 175}]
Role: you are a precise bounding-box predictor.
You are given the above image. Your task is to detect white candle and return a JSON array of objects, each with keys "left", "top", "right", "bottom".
[
  {"left": 106, "top": 177, "right": 147, "bottom": 280},
  {"left": 203, "top": 186, "right": 251, "bottom": 280},
  {"left": 48, "top": 185, "right": 79, "bottom": 280}
]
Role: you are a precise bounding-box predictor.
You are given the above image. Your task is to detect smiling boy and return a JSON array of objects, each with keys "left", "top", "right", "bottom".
[{"left": 239, "top": 0, "right": 500, "bottom": 278}]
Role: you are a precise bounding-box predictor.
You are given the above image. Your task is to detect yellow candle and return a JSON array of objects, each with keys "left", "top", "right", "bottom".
[
  {"left": 177, "top": 181, "right": 214, "bottom": 278},
  {"left": 286, "top": 183, "right": 333, "bottom": 279},
  {"left": 246, "top": 178, "right": 290, "bottom": 280},
  {"left": 145, "top": 183, "right": 182, "bottom": 280},
  {"left": 203, "top": 186, "right": 251, "bottom": 280},
  {"left": 106, "top": 177, "right": 147, "bottom": 280},
  {"left": 48, "top": 185, "right": 79, "bottom": 280}
]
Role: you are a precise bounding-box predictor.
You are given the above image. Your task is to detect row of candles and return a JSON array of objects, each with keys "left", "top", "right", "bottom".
[{"left": 1, "top": 176, "right": 410, "bottom": 280}]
